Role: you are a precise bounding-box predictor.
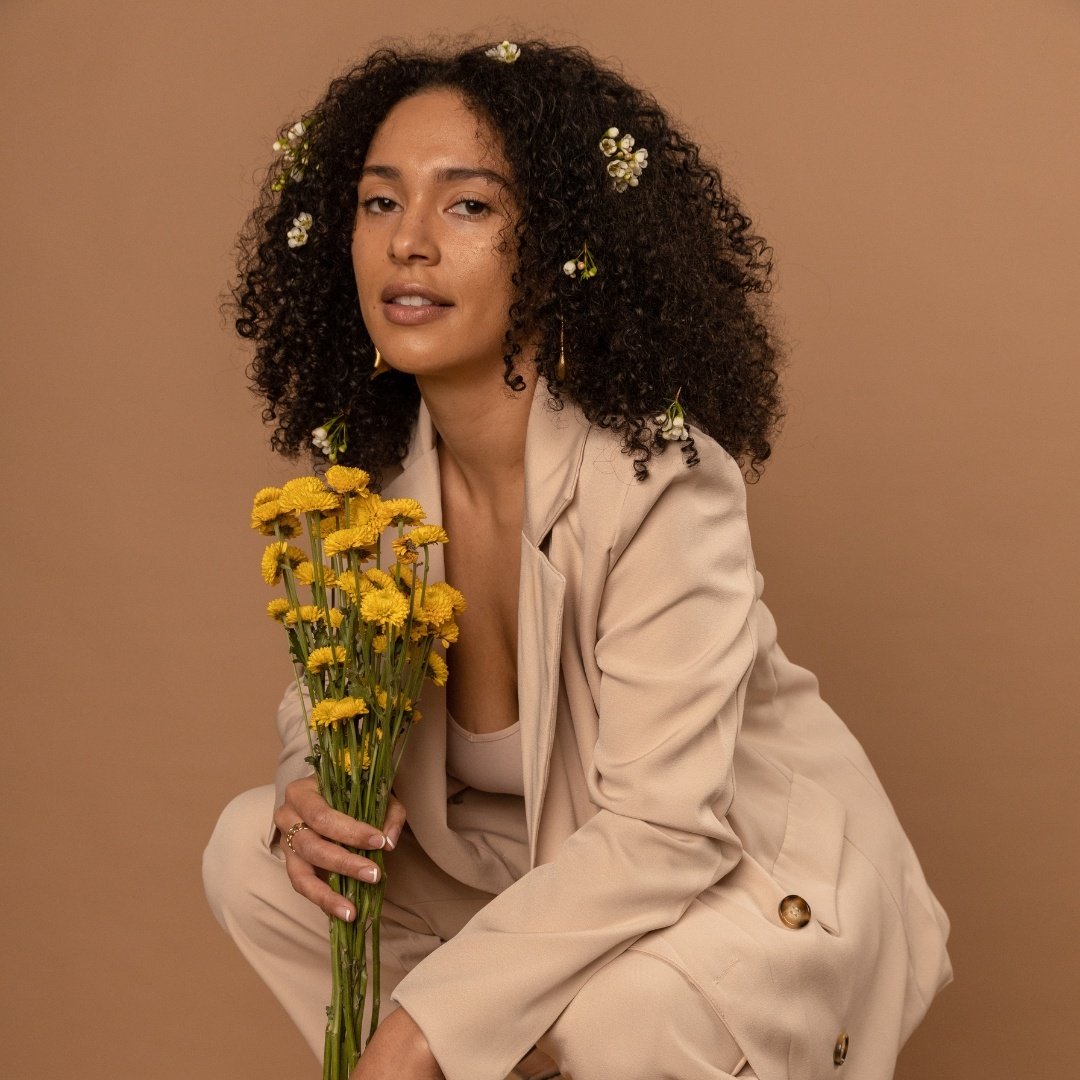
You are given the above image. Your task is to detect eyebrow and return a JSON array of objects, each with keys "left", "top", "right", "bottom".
[{"left": 359, "top": 164, "right": 509, "bottom": 187}]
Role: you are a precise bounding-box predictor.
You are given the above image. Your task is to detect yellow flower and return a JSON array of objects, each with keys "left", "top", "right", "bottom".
[
  {"left": 425, "top": 581, "right": 467, "bottom": 614},
  {"left": 253, "top": 486, "right": 282, "bottom": 506},
  {"left": 323, "top": 525, "right": 380, "bottom": 557},
  {"left": 436, "top": 620, "right": 460, "bottom": 646},
  {"left": 360, "top": 588, "right": 410, "bottom": 628},
  {"left": 324, "top": 465, "right": 371, "bottom": 495},
  {"left": 406, "top": 525, "right": 449, "bottom": 547},
  {"left": 250, "top": 499, "right": 302, "bottom": 537},
  {"left": 308, "top": 699, "right": 338, "bottom": 729},
  {"left": 374, "top": 688, "right": 388, "bottom": 710},
  {"left": 371, "top": 634, "right": 388, "bottom": 655},
  {"left": 341, "top": 743, "right": 372, "bottom": 773},
  {"left": 382, "top": 498, "right": 426, "bottom": 525},
  {"left": 328, "top": 608, "right": 345, "bottom": 629},
  {"left": 411, "top": 708, "right": 423, "bottom": 724},
  {"left": 306, "top": 645, "right": 347, "bottom": 673},
  {"left": 331, "top": 696, "right": 368, "bottom": 721},
  {"left": 349, "top": 493, "right": 394, "bottom": 535},
  {"left": 266, "top": 598, "right": 291, "bottom": 621},
  {"left": 415, "top": 590, "right": 453, "bottom": 627},
  {"left": 334, "top": 572, "right": 365, "bottom": 603},
  {"left": 391, "top": 535, "right": 420, "bottom": 564},
  {"left": 284, "top": 604, "right": 324, "bottom": 626},
  {"left": 364, "top": 568, "right": 397, "bottom": 590},
  {"left": 278, "top": 476, "right": 342, "bottom": 516},
  {"left": 294, "top": 561, "right": 336, "bottom": 588},
  {"left": 261, "top": 542, "right": 308, "bottom": 585},
  {"left": 426, "top": 652, "right": 449, "bottom": 687}
]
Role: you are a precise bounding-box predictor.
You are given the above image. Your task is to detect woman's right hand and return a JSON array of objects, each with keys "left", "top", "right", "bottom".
[{"left": 274, "top": 774, "right": 407, "bottom": 922}]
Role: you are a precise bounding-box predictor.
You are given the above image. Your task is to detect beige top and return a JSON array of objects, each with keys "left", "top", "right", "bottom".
[{"left": 445, "top": 713, "right": 525, "bottom": 797}]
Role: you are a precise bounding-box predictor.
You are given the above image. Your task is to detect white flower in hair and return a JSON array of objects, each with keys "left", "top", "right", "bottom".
[
  {"left": 563, "top": 242, "right": 598, "bottom": 280},
  {"left": 287, "top": 211, "right": 313, "bottom": 248},
  {"left": 599, "top": 126, "right": 648, "bottom": 192},
  {"left": 272, "top": 116, "right": 315, "bottom": 191},
  {"left": 656, "top": 392, "right": 690, "bottom": 441},
  {"left": 485, "top": 40, "right": 521, "bottom": 63}
]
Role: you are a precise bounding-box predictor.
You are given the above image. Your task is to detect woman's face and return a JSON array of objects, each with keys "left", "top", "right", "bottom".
[{"left": 352, "top": 87, "right": 520, "bottom": 382}]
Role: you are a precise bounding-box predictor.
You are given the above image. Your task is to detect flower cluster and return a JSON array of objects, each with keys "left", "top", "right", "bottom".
[
  {"left": 250, "top": 468, "right": 465, "bottom": 1072},
  {"left": 485, "top": 40, "right": 521, "bottom": 63},
  {"left": 562, "top": 242, "right": 598, "bottom": 280},
  {"left": 599, "top": 127, "right": 648, "bottom": 192},
  {"left": 656, "top": 392, "right": 690, "bottom": 441},
  {"left": 287, "top": 212, "right": 312, "bottom": 248},
  {"left": 312, "top": 415, "right": 347, "bottom": 462},
  {"left": 271, "top": 117, "right": 314, "bottom": 191}
]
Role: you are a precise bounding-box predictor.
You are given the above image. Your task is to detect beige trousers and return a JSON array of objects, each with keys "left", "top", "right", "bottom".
[{"left": 203, "top": 786, "right": 754, "bottom": 1080}]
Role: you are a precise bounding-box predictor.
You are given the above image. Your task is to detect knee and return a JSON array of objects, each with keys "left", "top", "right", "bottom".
[
  {"left": 543, "top": 951, "right": 685, "bottom": 1079},
  {"left": 202, "top": 785, "right": 276, "bottom": 931},
  {"left": 541, "top": 948, "right": 744, "bottom": 1080}
]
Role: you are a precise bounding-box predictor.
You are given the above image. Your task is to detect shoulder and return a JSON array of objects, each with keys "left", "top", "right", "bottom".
[{"left": 573, "top": 422, "right": 749, "bottom": 562}]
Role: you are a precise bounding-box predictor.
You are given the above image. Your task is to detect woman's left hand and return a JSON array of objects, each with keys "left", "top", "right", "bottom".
[{"left": 351, "top": 1006, "right": 444, "bottom": 1080}]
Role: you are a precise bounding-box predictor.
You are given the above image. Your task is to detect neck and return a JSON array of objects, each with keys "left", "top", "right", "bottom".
[{"left": 417, "top": 361, "right": 538, "bottom": 504}]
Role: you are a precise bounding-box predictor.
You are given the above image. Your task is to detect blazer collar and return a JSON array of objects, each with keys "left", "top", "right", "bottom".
[{"left": 394, "top": 379, "right": 592, "bottom": 548}]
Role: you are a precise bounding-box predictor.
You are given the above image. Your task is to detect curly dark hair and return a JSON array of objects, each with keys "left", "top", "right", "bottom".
[{"left": 226, "top": 35, "right": 784, "bottom": 485}]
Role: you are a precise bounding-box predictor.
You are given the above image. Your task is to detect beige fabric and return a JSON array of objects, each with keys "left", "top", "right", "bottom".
[
  {"left": 254, "top": 383, "right": 952, "bottom": 1080},
  {"left": 446, "top": 714, "right": 526, "bottom": 797},
  {"left": 203, "top": 784, "right": 746, "bottom": 1077}
]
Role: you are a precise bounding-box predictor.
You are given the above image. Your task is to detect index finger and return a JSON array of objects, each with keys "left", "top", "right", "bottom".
[{"left": 291, "top": 782, "right": 388, "bottom": 851}]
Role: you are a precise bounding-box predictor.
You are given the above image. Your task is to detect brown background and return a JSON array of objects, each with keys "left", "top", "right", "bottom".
[{"left": 2, "top": 1, "right": 1076, "bottom": 1077}]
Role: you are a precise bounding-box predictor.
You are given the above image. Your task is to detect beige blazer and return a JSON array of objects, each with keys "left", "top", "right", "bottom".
[{"left": 272, "top": 384, "right": 953, "bottom": 1080}]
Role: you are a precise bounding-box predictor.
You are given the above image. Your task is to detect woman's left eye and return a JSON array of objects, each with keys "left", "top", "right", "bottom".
[{"left": 450, "top": 199, "right": 490, "bottom": 218}]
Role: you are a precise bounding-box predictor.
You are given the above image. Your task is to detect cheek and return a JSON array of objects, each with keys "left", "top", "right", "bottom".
[{"left": 351, "top": 239, "right": 379, "bottom": 302}]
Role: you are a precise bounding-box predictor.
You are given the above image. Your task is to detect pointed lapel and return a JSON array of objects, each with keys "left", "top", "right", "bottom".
[
  {"left": 384, "top": 385, "right": 592, "bottom": 886},
  {"left": 518, "top": 389, "right": 591, "bottom": 866}
]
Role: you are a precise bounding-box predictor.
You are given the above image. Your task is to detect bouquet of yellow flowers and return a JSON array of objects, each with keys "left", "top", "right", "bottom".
[{"left": 251, "top": 465, "right": 464, "bottom": 1079}]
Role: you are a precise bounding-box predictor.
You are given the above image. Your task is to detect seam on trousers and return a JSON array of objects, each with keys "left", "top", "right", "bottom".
[{"left": 627, "top": 944, "right": 748, "bottom": 1074}]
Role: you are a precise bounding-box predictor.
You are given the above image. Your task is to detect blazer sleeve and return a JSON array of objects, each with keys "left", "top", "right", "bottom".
[
  {"left": 265, "top": 679, "right": 316, "bottom": 847},
  {"left": 391, "top": 437, "right": 759, "bottom": 1080}
]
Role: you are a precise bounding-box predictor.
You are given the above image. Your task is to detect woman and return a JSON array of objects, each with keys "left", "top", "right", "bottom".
[{"left": 204, "top": 38, "right": 953, "bottom": 1080}]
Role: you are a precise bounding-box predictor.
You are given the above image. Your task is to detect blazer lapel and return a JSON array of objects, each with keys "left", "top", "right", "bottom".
[
  {"left": 383, "top": 385, "right": 592, "bottom": 886},
  {"left": 518, "top": 389, "right": 591, "bottom": 867}
]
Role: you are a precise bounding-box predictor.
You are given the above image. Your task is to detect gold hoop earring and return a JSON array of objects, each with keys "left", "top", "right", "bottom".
[
  {"left": 371, "top": 347, "right": 389, "bottom": 380},
  {"left": 555, "top": 316, "right": 567, "bottom": 382}
]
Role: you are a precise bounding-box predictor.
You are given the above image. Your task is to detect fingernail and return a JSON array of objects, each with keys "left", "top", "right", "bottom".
[
  {"left": 339, "top": 906, "right": 353, "bottom": 922},
  {"left": 384, "top": 832, "right": 396, "bottom": 851},
  {"left": 371, "top": 833, "right": 387, "bottom": 850},
  {"left": 365, "top": 866, "right": 380, "bottom": 883}
]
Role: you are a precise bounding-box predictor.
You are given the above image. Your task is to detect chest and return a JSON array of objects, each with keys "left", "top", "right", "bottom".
[{"left": 439, "top": 495, "right": 522, "bottom": 734}]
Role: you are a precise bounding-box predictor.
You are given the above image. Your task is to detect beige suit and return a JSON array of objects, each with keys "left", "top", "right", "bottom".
[{"left": 208, "top": 383, "right": 952, "bottom": 1080}]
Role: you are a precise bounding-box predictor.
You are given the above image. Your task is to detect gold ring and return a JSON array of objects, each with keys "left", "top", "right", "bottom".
[{"left": 284, "top": 820, "right": 310, "bottom": 852}]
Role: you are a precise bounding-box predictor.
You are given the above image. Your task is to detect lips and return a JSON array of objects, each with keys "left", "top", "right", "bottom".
[{"left": 380, "top": 282, "right": 452, "bottom": 306}]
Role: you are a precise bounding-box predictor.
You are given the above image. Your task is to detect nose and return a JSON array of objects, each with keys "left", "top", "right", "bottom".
[{"left": 387, "top": 201, "right": 438, "bottom": 265}]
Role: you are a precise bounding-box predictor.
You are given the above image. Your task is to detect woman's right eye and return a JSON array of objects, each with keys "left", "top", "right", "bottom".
[{"left": 361, "top": 196, "right": 398, "bottom": 214}]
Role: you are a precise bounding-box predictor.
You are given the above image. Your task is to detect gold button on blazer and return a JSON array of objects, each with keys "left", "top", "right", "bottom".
[{"left": 271, "top": 384, "right": 953, "bottom": 1080}]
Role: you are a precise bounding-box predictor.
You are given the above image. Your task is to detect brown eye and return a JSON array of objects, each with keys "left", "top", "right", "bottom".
[{"left": 450, "top": 199, "right": 490, "bottom": 218}]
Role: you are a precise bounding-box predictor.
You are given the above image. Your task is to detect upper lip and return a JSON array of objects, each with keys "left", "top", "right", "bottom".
[{"left": 380, "top": 281, "right": 453, "bottom": 305}]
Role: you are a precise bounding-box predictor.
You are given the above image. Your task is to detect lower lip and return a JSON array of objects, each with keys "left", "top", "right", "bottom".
[{"left": 382, "top": 301, "right": 453, "bottom": 326}]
